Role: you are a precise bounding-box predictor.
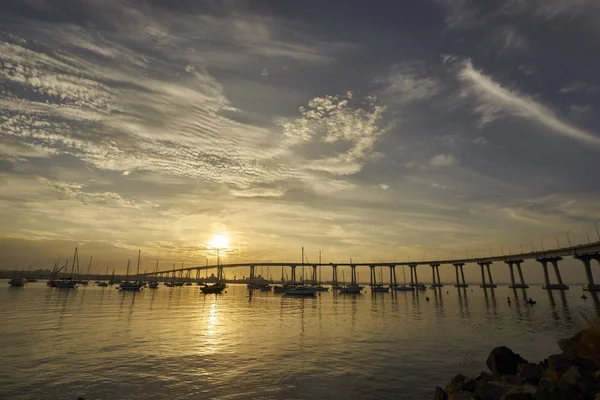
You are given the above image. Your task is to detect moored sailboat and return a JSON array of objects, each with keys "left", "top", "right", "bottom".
[
  {"left": 200, "top": 249, "right": 226, "bottom": 294},
  {"left": 284, "top": 248, "right": 316, "bottom": 296},
  {"left": 55, "top": 248, "right": 79, "bottom": 289},
  {"left": 119, "top": 251, "right": 144, "bottom": 291}
]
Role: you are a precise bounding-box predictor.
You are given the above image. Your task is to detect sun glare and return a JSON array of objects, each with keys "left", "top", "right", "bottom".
[{"left": 209, "top": 235, "right": 229, "bottom": 249}]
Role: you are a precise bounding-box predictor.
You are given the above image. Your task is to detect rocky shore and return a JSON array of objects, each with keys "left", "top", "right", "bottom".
[{"left": 434, "top": 327, "right": 600, "bottom": 399}]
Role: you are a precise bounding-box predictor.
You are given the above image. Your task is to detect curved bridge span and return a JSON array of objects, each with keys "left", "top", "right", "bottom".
[{"left": 148, "top": 241, "right": 600, "bottom": 291}]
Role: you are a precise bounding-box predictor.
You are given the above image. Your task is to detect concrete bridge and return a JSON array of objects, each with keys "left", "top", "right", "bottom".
[{"left": 147, "top": 241, "right": 600, "bottom": 291}]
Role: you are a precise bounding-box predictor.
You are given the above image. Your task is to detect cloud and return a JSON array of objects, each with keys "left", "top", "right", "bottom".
[
  {"left": 377, "top": 62, "right": 443, "bottom": 103},
  {"left": 560, "top": 81, "right": 600, "bottom": 94},
  {"left": 279, "top": 93, "right": 388, "bottom": 175},
  {"left": 456, "top": 59, "right": 600, "bottom": 148},
  {"left": 472, "top": 136, "right": 487, "bottom": 146},
  {"left": 429, "top": 154, "right": 459, "bottom": 167}
]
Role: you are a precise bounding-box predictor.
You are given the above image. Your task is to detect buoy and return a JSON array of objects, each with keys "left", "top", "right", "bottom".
[
  {"left": 426, "top": 296, "right": 430, "bottom": 301},
  {"left": 507, "top": 296, "right": 511, "bottom": 304},
  {"left": 527, "top": 298, "right": 536, "bottom": 305},
  {"left": 582, "top": 294, "right": 588, "bottom": 299}
]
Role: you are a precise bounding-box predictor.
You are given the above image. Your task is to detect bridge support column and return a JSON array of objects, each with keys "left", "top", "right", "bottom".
[
  {"left": 408, "top": 263, "right": 420, "bottom": 287},
  {"left": 332, "top": 265, "right": 338, "bottom": 288},
  {"left": 478, "top": 261, "right": 497, "bottom": 288},
  {"left": 290, "top": 265, "right": 296, "bottom": 284},
  {"left": 453, "top": 263, "right": 468, "bottom": 287},
  {"left": 370, "top": 265, "right": 376, "bottom": 287},
  {"left": 391, "top": 265, "right": 397, "bottom": 287},
  {"left": 537, "top": 257, "right": 569, "bottom": 290},
  {"left": 312, "top": 265, "right": 317, "bottom": 285},
  {"left": 350, "top": 264, "right": 357, "bottom": 285},
  {"left": 249, "top": 265, "right": 255, "bottom": 283},
  {"left": 430, "top": 263, "right": 443, "bottom": 287},
  {"left": 576, "top": 254, "right": 600, "bottom": 291},
  {"left": 506, "top": 259, "right": 528, "bottom": 289}
]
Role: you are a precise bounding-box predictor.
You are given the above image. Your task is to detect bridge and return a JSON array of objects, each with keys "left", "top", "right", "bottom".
[{"left": 147, "top": 241, "right": 600, "bottom": 291}]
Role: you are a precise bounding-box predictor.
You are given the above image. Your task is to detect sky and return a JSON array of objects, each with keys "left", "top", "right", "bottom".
[{"left": 0, "top": 0, "right": 599, "bottom": 281}]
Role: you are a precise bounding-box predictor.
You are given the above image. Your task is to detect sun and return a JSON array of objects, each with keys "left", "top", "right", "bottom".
[{"left": 209, "top": 235, "right": 229, "bottom": 249}]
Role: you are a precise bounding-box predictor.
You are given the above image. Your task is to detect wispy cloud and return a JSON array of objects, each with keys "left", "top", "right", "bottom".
[
  {"left": 456, "top": 59, "right": 600, "bottom": 148},
  {"left": 429, "top": 154, "right": 459, "bottom": 167},
  {"left": 560, "top": 81, "right": 600, "bottom": 94}
]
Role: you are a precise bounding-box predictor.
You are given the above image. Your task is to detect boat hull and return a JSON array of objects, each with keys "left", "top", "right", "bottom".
[
  {"left": 55, "top": 281, "right": 78, "bottom": 289},
  {"left": 200, "top": 284, "right": 226, "bottom": 294},
  {"left": 338, "top": 285, "right": 364, "bottom": 294},
  {"left": 8, "top": 278, "right": 27, "bottom": 287}
]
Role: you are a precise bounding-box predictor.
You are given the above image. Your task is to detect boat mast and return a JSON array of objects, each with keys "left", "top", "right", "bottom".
[
  {"left": 136, "top": 250, "right": 141, "bottom": 279},
  {"left": 301, "top": 247, "right": 304, "bottom": 284},
  {"left": 70, "top": 248, "right": 77, "bottom": 279},
  {"left": 87, "top": 256, "right": 92, "bottom": 275},
  {"left": 126, "top": 259, "right": 130, "bottom": 281},
  {"left": 319, "top": 251, "right": 322, "bottom": 285}
]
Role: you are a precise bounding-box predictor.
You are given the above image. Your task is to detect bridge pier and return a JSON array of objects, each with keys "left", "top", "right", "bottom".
[
  {"left": 478, "top": 261, "right": 497, "bottom": 288},
  {"left": 408, "top": 263, "right": 420, "bottom": 287},
  {"left": 506, "top": 259, "right": 528, "bottom": 289},
  {"left": 332, "top": 265, "right": 338, "bottom": 288},
  {"left": 453, "top": 263, "right": 468, "bottom": 287},
  {"left": 290, "top": 265, "right": 297, "bottom": 284},
  {"left": 312, "top": 265, "right": 317, "bottom": 285},
  {"left": 389, "top": 265, "right": 397, "bottom": 287},
  {"left": 249, "top": 265, "right": 255, "bottom": 284},
  {"left": 537, "top": 257, "right": 569, "bottom": 290},
  {"left": 369, "top": 265, "right": 376, "bottom": 287},
  {"left": 575, "top": 254, "right": 600, "bottom": 291},
  {"left": 350, "top": 264, "right": 357, "bottom": 285},
  {"left": 430, "top": 263, "right": 443, "bottom": 287}
]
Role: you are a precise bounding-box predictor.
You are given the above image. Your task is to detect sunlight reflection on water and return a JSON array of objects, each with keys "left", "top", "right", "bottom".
[{"left": 0, "top": 282, "right": 598, "bottom": 399}]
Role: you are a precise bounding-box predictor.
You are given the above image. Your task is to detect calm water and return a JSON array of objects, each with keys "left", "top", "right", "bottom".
[{"left": 1, "top": 281, "right": 598, "bottom": 400}]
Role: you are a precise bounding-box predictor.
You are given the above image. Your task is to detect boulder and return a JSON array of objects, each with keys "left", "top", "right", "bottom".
[
  {"left": 475, "top": 380, "right": 522, "bottom": 399},
  {"left": 446, "top": 374, "right": 469, "bottom": 396},
  {"left": 487, "top": 346, "right": 529, "bottom": 376},
  {"left": 545, "top": 354, "right": 597, "bottom": 382},
  {"left": 558, "top": 328, "right": 600, "bottom": 366},
  {"left": 434, "top": 386, "right": 448, "bottom": 400},
  {"left": 450, "top": 392, "right": 478, "bottom": 400},
  {"left": 518, "top": 363, "right": 545, "bottom": 385}
]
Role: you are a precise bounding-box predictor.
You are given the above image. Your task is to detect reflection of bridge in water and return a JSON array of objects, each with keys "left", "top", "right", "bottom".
[{"left": 148, "top": 242, "right": 600, "bottom": 291}]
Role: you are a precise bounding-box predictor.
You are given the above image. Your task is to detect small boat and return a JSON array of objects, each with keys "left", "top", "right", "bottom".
[
  {"left": 97, "top": 281, "right": 108, "bottom": 287},
  {"left": 200, "top": 252, "right": 226, "bottom": 294},
  {"left": 371, "top": 267, "right": 389, "bottom": 292},
  {"left": 78, "top": 280, "right": 89, "bottom": 285},
  {"left": 119, "top": 254, "right": 143, "bottom": 291},
  {"left": 414, "top": 283, "right": 427, "bottom": 291},
  {"left": 148, "top": 281, "right": 159, "bottom": 289},
  {"left": 56, "top": 248, "right": 81, "bottom": 289},
  {"left": 284, "top": 284, "right": 317, "bottom": 296},
  {"left": 259, "top": 284, "right": 272, "bottom": 291},
  {"left": 185, "top": 282, "right": 192, "bottom": 286},
  {"left": 273, "top": 285, "right": 285, "bottom": 293},
  {"left": 8, "top": 277, "right": 27, "bottom": 287},
  {"left": 165, "top": 282, "right": 175, "bottom": 288},
  {"left": 55, "top": 279, "right": 78, "bottom": 289},
  {"left": 338, "top": 284, "right": 364, "bottom": 294},
  {"left": 371, "top": 284, "right": 389, "bottom": 292}
]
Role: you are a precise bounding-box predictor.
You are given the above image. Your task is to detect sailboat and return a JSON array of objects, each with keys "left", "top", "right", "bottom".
[
  {"left": 371, "top": 266, "right": 389, "bottom": 292},
  {"left": 314, "top": 251, "right": 328, "bottom": 291},
  {"left": 338, "top": 261, "right": 364, "bottom": 294},
  {"left": 47, "top": 258, "right": 63, "bottom": 287},
  {"left": 9, "top": 277, "right": 27, "bottom": 287},
  {"left": 395, "top": 266, "right": 415, "bottom": 291},
  {"left": 55, "top": 248, "right": 79, "bottom": 289},
  {"left": 284, "top": 248, "right": 317, "bottom": 296},
  {"left": 119, "top": 251, "right": 144, "bottom": 291},
  {"left": 200, "top": 249, "right": 226, "bottom": 294}
]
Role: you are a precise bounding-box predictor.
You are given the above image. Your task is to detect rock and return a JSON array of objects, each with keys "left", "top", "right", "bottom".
[
  {"left": 434, "top": 386, "right": 448, "bottom": 400},
  {"left": 558, "top": 328, "right": 600, "bottom": 366},
  {"left": 500, "top": 384, "right": 537, "bottom": 399},
  {"left": 545, "top": 354, "right": 597, "bottom": 382},
  {"left": 446, "top": 374, "right": 469, "bottom": 395},
  {"left": 450, "top": 392, "right": 478, "bottom": 400},
  {"left": 518, "top": 363, "right": 545, "bottom": 385},
  {"left": 558, "top": 366, "right": 581, "bottom": 388},
  {"left": 487, "top": 346, "right": 529, "bottom": 376},
  {"left": 476, "top": 380, "right": 522, "bottom": 399}
]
